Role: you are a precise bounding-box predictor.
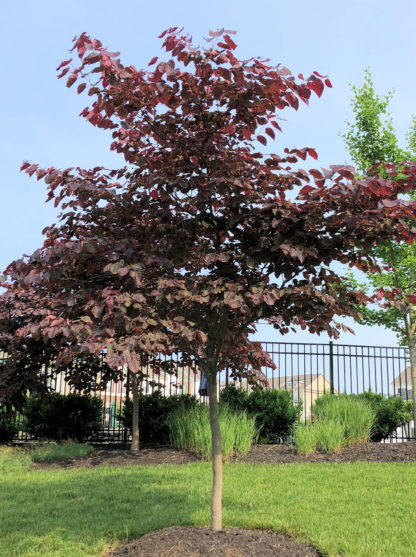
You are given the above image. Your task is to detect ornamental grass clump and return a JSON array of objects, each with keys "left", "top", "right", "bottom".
[
  {"left": 168, "top": 404, "right": 257, "bottom": 461},
  {"left": 314, "top": 420, "right": 345, "bottom": 453},
  {"left": 294, "top": 423, "right": 317, "bottom": 455},
  {"left": 295, "top": 394, "right": 375, "bottom": 455},
  {"left": 313, "top": 394, "right": 375, "bottom": 447}
]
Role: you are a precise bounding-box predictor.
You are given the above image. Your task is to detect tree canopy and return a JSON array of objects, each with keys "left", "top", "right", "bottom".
[
  {"left": 342, "top": 69, "right": 416, "bottom": 346},
  {"left": 341, "top": 69, "right": 416, "bottom": 429}
]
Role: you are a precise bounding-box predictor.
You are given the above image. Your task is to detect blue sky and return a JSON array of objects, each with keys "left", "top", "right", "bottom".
[{"left": 1, "top": 0, "right": 416, "bottom": 348}]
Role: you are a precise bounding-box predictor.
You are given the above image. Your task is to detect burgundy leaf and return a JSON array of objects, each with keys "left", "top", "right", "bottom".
[
  {"left": 308, "top": 79, "right": 324, "bottom": 97},
  {"left": 265, "top": 127, "right": 275, "bottom": 140},
  {"left": 56, "top": 59, "right": 72, "bottom": 71}
]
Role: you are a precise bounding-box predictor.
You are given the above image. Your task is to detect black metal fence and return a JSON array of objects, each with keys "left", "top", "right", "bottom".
[{"left": 2, "top": 341, "right": 414, "bottom": 443}]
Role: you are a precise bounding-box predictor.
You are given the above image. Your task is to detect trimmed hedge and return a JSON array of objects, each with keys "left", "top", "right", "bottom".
[
  {"left": 0, "top": 409, "right": 17, "bottom": 444},
  {"left": 118, "top": 390, "right": 200, "bottom": 445},
  {"left": 220, "top": 384, "right": 302, "bottom": 443},
  {"left": 24, "top": 393, "right": 103, "bottom": 442}
]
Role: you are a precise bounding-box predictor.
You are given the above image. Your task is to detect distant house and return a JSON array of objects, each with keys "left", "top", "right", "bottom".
[
  {"left": 223, "top": 373, "right": 335, "bottom": 420},
  {"left": 391, "top": 367, "right": 414, "bottom": 401}
]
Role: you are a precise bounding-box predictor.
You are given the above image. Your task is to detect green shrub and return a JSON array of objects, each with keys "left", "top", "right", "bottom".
[
  {"left": 294, "top": 423, "right": 317, "bottom": 455},
  {"left": 168, "top": 404, "right": 257, "bottom": 460},
  {"left": 24, "top": 393, "right": 102, "bottom": 442},
  {"left": 356, "top": 392, "right": 413, "bottom": 442},
  {"left": 246, "top": 388, "right": 302, "bottom": 443},
  {"left": 219, "top": 384, "right": 302, "bottom": 443},
  {"left": 219, "top": 384, "right": 249, "bottom": 412},
  {"left": 315, "top": 420, "right": 345, "bottom": 453},
  {"left": 31, "top": 442, "right": 95, "bottom": 463},
  {"left": 118, "top": 390, "right": 200, "bottom": 445},
  {"left": 312, "top": 394, "right": 374, "bottom": 447},
  {"left": 0, "top": 409, "right": 17, "bottom": 444}
]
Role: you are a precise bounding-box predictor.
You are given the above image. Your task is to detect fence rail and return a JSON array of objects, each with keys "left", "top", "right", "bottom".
[{"left": 2, "top": 341, "right": 414, "bottom": 443}]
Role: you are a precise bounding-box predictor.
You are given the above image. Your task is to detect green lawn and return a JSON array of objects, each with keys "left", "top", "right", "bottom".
[{"left": 1, "top": 447, "right": 415, "bottom": 556}]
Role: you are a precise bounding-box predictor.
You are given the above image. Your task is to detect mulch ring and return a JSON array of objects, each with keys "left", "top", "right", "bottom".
[
  {"left": 31, "top": 440, "right": 416, "bottom": 470},
  {"left": 107, "top": 526, "right": 321, "bottom": 557}
]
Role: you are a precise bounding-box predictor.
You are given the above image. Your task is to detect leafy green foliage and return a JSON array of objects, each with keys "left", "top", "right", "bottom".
[
  {"left": 168, "top": 404, "right": 256, "bottom": 460},
  {"left": 0, "top": 409, "right": 17, "bottom": 444},
  {"left": 24, "top": 393, "right": 102, "bottom": 442},
  {"left": 218, "top": 383, "right": 249, "bottom": 411},
  {"left": 246, "top": 388, "right": 302, "bottom": 443},
  {"left": 118, "top": 390, "right": 199, "bottom": 445},
  {"left": 341, "top": 69, "right": 416, "bottom": 347},
  {"left": 356, "top": 392, "right": 413, "bottom": 442},
  {"left": 219, "top": 384, "right": 302, "bottom": 443},
  {"left": 30, "top": 442, "right": 95, "bottom": 463},
  {"left": 341, "top": 69, "right": 408, "bottom": 175}
]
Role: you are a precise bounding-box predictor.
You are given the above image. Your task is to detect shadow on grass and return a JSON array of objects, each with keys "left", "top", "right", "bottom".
[{"left": 0, "top": 463, "right": 212, "bottom": 556}]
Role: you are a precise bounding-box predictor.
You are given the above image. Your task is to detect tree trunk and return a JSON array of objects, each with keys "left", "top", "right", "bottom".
[
  {"left": 408, "top": 343, "right": 416, "bottom": 437},
  {"left": 130, "top": 374, "right": 140, "bottom": 453},
  {"left": 206, "top": 368, "right": 223, "bottom": 532}
]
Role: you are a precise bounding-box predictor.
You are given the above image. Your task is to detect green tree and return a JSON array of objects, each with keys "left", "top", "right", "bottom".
[{"left": 341, "top": 69, "right": 416, "bottom": 427}]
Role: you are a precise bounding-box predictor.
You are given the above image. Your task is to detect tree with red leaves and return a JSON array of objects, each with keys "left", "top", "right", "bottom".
[{"left": 2, "top": 27, "right": 416, "bottom": 530}]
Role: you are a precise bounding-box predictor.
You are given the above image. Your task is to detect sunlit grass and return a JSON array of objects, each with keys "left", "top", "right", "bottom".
[
  {"left": 0, "top": 447, "right": 415, "bottom": 556},
  {"left": 31, "top": 442, "right": 95, "bottom": 463}
]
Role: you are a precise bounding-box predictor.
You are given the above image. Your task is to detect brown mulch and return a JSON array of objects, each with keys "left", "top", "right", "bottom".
[
  {"left": 31, "top": 440, "right": 416, "bottom": 470},
  {"left": 107, "top": 526, "right": 320, "bottom": 557},
  {"left": 31, "top": 445, "right": 199, "bottom": 470},
  {"left": 235, "top": 440, "right": 416, "bottom": 464}
]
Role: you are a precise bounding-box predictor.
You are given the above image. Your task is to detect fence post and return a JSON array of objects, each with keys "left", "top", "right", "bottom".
[{"left": 329, "top": 341, "right": 334, "bottom": 395}]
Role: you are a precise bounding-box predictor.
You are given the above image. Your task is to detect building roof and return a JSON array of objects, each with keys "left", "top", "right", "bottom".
[{"left": 272, "top": 374, "right": 329, "bottom": 388}]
